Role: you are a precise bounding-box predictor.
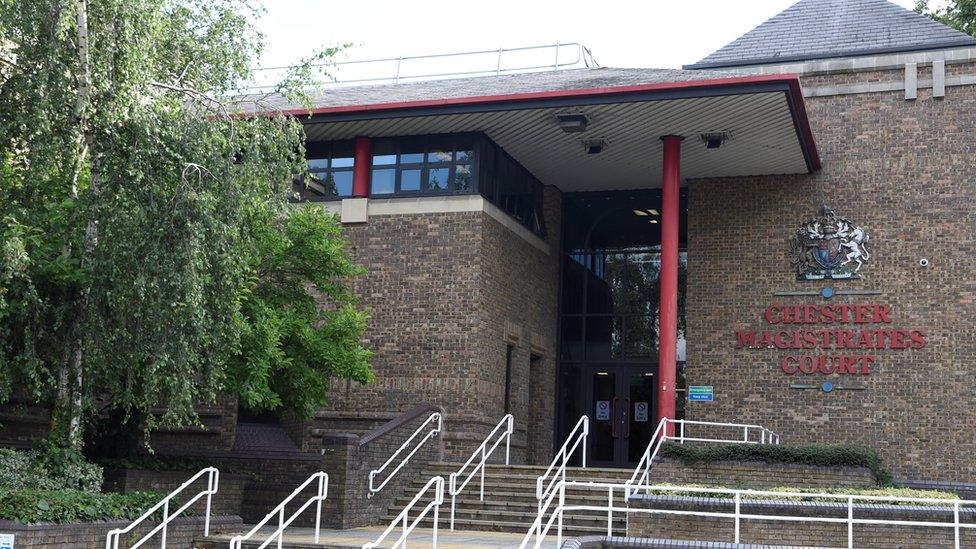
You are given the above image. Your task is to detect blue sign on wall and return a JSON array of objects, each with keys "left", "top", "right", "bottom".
[{"left": 688, "top": 385, "right": 714, "bottom": 402}]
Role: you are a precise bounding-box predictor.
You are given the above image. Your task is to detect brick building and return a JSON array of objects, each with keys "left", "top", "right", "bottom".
[{"left": 3, "top": 0, "right": 973, "bottom": 491}]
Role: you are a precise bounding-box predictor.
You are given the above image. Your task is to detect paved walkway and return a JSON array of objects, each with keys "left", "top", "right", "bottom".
[{"left": 207, "top": 526, "right": 560, "bottom": 548}]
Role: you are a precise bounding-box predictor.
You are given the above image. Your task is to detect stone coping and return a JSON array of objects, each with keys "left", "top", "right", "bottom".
[{"left": 0, "top": 515, "right": 241, "bottom": 531}]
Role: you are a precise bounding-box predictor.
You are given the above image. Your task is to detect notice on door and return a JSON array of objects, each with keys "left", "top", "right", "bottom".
[
  {"left": 0, "top": 533, "right": 14, "bottom": 549},
  {"left": 596, "top": 400, "right": 611, "bottom": 420},
  {"left": 634, "top": 402, "right": 649, "bottom": 422}
]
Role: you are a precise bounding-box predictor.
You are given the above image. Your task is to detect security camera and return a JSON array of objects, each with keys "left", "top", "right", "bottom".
[{"left": 919, "top": 258, "right": 929, "bottom": 267}]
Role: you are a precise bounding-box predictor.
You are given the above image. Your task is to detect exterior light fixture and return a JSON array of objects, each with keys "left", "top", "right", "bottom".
[
  {"left": 633, "top": 209, "right": 648, "bottom": 216},
  {"left": 649, "top": 219, "right": 658, "bottom": 224},
  {"left": 583, "top": 138, "right": 607, "bottom": 155},
  {"left": 647, "top": 209, "right": 659, "bottom": 216},
  {"left": 700, "top": 131, "right": 733, "bottom": 149},
  {"left": 557, "top": 113, "right": 589, "bottom": 133}
]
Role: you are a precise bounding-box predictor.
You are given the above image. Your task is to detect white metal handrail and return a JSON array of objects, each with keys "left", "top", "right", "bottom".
[
  {"left": 369, "top": 411, "right": 442, "bottom": 495},
  {"left": 362, "top": 475, "right": 445, "bottom": 549},
  {"left": 105, "top": 467, "right": 218, "bottom": 549},
  {"left": 627, "top": 418, "right": 780, "bottom": 498},
  {"left": 448, "top": 413, "right": 514, "bottom": 530},
  {"left": 246, "top": 42, "right": 599, "bottom": 91},
  {"left": 521, "top": 480, "right": 976, "bottom": 549},
  {"left": 228, "top": 471, "right": 328, "bottom": 549},
  {"left": 535, "top": 415, "right": 588, "bottom": 515}
]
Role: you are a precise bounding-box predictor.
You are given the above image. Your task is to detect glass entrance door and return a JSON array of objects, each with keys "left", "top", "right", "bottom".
[{"left": 586, "top": 365, "right": 657, "bottom": 467}]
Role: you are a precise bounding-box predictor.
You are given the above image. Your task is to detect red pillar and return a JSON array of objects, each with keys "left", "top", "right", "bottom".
[
  {"left": 658, "top": 135, "right": 683, "bottom": 436},
  {"left": 352, "top": 137, "right": 372, "bottom": 197}
]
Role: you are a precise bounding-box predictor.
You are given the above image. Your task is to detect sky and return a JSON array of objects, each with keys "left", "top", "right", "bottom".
[{"left": 252, "top": 0, "right": 922, "bottom": 83}]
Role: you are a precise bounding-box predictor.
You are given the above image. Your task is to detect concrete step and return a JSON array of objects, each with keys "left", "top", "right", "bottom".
[{"left": 394, "top": 491, "right": 620, "bottom": 509}]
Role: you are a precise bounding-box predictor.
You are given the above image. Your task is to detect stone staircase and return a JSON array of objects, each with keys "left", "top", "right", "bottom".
[{"left": 385, "top": 461, "right": 634, "bottom": 537}]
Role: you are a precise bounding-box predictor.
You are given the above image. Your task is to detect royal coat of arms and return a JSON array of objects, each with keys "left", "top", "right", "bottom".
[{"left": 788, "top": 206, "right": 870, "bottom": 280}]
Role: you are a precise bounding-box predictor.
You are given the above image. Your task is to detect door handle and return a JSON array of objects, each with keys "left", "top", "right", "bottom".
[
  {"left": 611, "top": 397, "right": 620, "bottom": 438},
  {"left": 623, "top": 398, "right": 631, "bottom": 438}
]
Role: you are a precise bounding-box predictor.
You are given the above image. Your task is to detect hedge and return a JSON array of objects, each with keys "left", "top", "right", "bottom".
[
  {"left": 0, "top": 448, "right": 103, "bottom": 492},
  {"left": 642, "top": 483, "right": 959, "bottom": 506},
  {"left": 0, "top": 488, "right": 167, "bottom": 524},
  {"left": 658, "top": 442, "right": 893, "bottom": 485}
]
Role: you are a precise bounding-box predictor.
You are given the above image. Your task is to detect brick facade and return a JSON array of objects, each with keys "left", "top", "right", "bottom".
[
  {"left": 684, "top": 62, "right": 976, "bottom": 483},
  {"left": 294, "top": 202, "right": 562, "bottom": 465},
  {"left": 0, "top": 516, "right": 241, "bottom": 549}
]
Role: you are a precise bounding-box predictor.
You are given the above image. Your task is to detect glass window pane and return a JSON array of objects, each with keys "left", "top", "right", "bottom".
[
  {"left": 371, "top": 168, "right": 395, "bottom": 195},
  {"left": 373, "top": 154, "right": 397, "bottom": 166},
  {"left": 561, "top": 256, "right": 585, "bottom": 314},
  {"left": 427, "top": 167, "right": 450, "bottom": 191},
  {"left": 307, "top": 158, "right": 329, "bottom": 171},
  {"left": 400, "top": 169, "right": 421, "bottom": 191},
  {"left": 456, "top": 145, "right": 473, "bottom": 163},
  {"left": 455, "top": 164, "right": 472, "bottom": 192},
  {"left": 304, "top": 174, "right": 327, "bottom": 197},
  {"left": 332, "top": 156, "right": 354, "bottom": 169},
  {"left": 427, "top": 147, "right": 452, "bottom": 163},
  {"left": 624, "top": 315, "right": 657, "bottom": 358},
  {"left": 559, "top": 317, "right": 583, "bottom": 361},
  {"left": 586, "top": 316, "right": 623, "bottom": 360},
  {"left": 331, "top": 171, "right": 353, "bottom": 197},
  {"left": 400, "top": 140, "right": 424, "bottom": 164}
]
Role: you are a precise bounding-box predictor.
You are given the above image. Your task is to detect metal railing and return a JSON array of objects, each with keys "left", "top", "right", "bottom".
[
  {"left": 448, "top": 413, "right": 514, "bottom": 530},
  {"left": 363, "top": 476, "right": 445, "bottom": 549},
  {"left": 247, "top": 42, "right": 599, "bottom": 90},
  {"left": 369, "top": 411, "right": 442, "bottom": 495},
  {"left": 627, "top": 418, "right": 780, "bottom": 498},
  {"left": 228, "top": 471, "right": 328, "bottom": 549},
  {"left": 521, "top": 480, "right": 976, "bottom": 549},
  {"left": 535, "top": 415, "right": 588, "bottom": 516},
  {"left": 105, "top": 467, "right": 218, "bottom": 549}
]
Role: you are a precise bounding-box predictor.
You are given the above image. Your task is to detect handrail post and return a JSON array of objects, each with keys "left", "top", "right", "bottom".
[
  {"left": 315, "top": 474, "right": 324, "bottom": 543},
  {"left": 954, "top": 500, "right": 960, "bottom": 549},
  {"left": 553, "top": 41, "right": 560, "bottom": 70},
  {"left": 449, "top": 473, "right": 456, "bottom": 531},
  {"left": 496, "top": 46, "right": 502, "bottom": 75},
  {"left": 743, "top": 425, "right": 749, "bottom": 443},
  {"left": 607, "top": 485, "right": 613, "bottom": 537},
  {"left": 582, "top": 417, "right": 588, "bottom": 468},
  {"left": 847, "top": 496, "right": 854, "bottom": 548},
  {"left": 556, "top": 480, "right": 565, "bottom": 547},
  {"left": 160, "top": 500, "right": 168, "bottom": 549},
  {"left": 480, "top": 445, "right": 486, "bottom": 501},
  {"left": 679, "top": 419, "right": 684, "bottom": 444},
  {"left": 734, "top": 492, "right": 740, "bottom": 544},
  {"left": 402, "top": 511, "right": 408, "bottom": 548}
]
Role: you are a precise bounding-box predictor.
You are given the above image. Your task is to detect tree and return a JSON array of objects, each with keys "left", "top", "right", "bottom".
[
  {"left": 916, "top": 0, "right": 976, "bottom": 36},
  {"left": 0, "top": 0, "right": 370, "bottom": 451}
]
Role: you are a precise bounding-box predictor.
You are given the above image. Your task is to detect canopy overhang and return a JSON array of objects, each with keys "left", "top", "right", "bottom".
[{"left": 295, "top": 73, "right": 819, "bottom": 192}]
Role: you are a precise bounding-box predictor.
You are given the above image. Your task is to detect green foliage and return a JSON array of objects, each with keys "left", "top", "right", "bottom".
[
  {"left": 98, "top": 455, "right": 208, "bottom": 473},
  {"left": 0, "top": 448, "right": 103, "bottom": 492},
  {"left": 228, "top": 205, "right": 372, "bottom": 416},
  {"left": 916, "top": 0, "right": 976, "bottom": 37},
  {"left": 644, "top": 483, "right": 959, "bottom": 505},
  {"left": 659, "top": 442, "right": 893, "bottom": 485},
  {"left": 0, "top": 487, "right": 165, "bottom": 524},
  {"left": 0, "top": 0, "right": 369, "bottom": 450}
]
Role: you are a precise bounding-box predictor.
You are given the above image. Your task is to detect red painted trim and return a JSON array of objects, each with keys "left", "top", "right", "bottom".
[
  {"left": 657, "top": 135, "right": 682, "bottom": 437},
  {"left": 353, "top": 137, "right": 372, "bottom": 197},
  {"left": 785, "top": 80, "right": 821, "bottom": 171},
  {"left": 283, "top": 73, "right": 799, "bottom": 117},
  {"left": 284, "top": 72, "right": 820, "bottom": 173}
]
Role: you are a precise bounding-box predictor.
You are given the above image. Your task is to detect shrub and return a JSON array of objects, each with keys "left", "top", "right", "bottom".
[
  {"left": 658, "top": 442, "right": 893, "bottom": 485},
  {"left": 0, "top": 447, "right": 103, "bottom": 492},
  {"left": 98, "top": 455, "right": 209, "bottom": 473},
  {"left": 643, "top": 483, "right": 959, "bottom": 506},
  {"left": 0, "top": 488, "right": 166, "bottom": 524}
]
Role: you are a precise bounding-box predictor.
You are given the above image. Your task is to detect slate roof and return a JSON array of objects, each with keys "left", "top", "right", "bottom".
[
  {"left": 239, "top": 66, "right": 745, "bottom": 114},
  {"left": 685, "top": 0, "right": 976, "bottom": 69}
]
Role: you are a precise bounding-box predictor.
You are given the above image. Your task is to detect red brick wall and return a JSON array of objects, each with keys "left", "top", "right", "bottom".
[{"left": 684, "top": 63, "right": 976, "bottom": 482}]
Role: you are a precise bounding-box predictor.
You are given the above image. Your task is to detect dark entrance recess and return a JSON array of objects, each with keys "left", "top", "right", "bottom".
[{"left": 556, "top": 189, "right": 688, "bottom": 467}]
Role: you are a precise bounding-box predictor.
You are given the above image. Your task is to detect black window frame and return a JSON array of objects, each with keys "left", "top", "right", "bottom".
[
  {"left": 295, "top": 141, "right": 356, "bottom": 202},
  {"left": 368, "top": 134, "right": 478, "bottom": 198}
]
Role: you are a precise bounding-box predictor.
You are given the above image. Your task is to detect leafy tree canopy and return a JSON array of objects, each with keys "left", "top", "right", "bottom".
[
  {"left": 916, "top": 0, "right": 976, "bottom": 37},
  {"left": 0, "top": 0, "right": 371, "bottom": 451}
]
